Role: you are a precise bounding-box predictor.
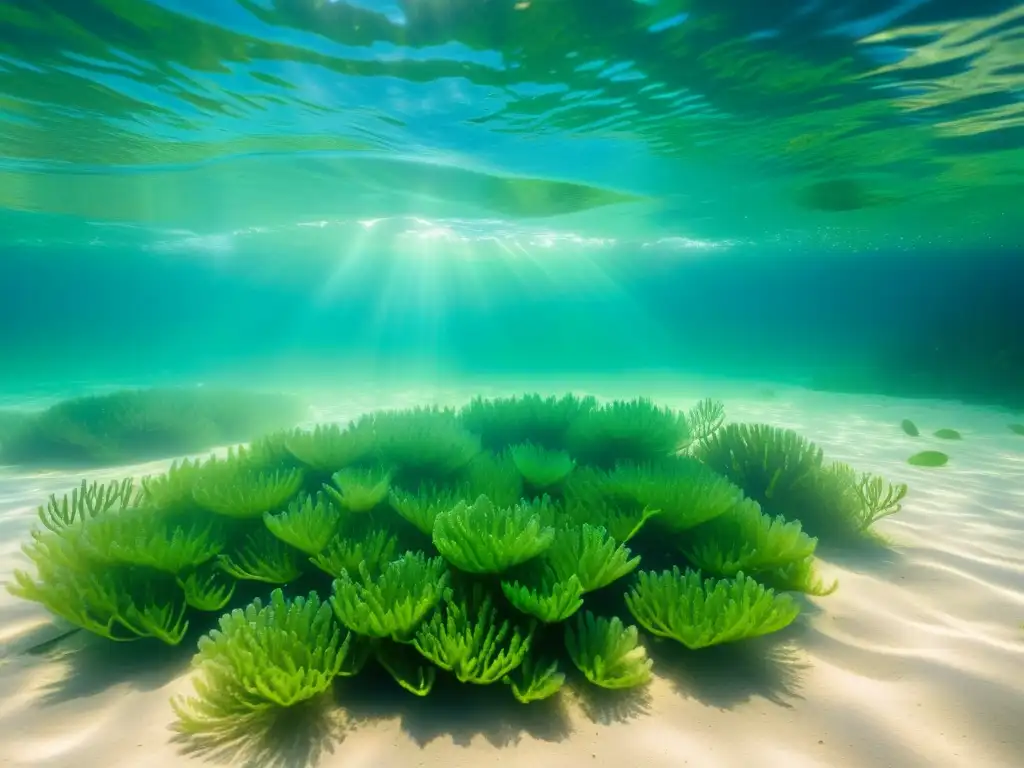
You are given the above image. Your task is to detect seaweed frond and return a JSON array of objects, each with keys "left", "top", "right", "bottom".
[
  {"left": 310, "top": 529, "right": 399, "bottom": 580},
  {"left": 566, "top": 397, "right": 691, "bottom": 467},
  {"left": 687, "top": 498, "right": 818, "bottom": 577},
  {"left": 546, "top": 523, "right": 640, "bottom": 593},
  {"left": 761, "top": 555, "right": 838, "bottom": 596},
  {"left": 459, "top": 393, "right": 595, "bottom": 451},
  {"left": 38, "top": 477, "right": 137, "bottom": 532},
  {"left": 501, "top": 569, "right": 584, "bottom": 623},
  {"left": 141, "top": 458, "right": 207, "bottom": 510},
  {"left": 284, "top": 422, "right": 375, "bottom": 472},
  {"left": 193, "top": 466, "right": 304, "bottom": 519},
  {"left": 218, "top": 530, "right": 303, "bottom": 583},
  {"left": 330, "top": 552, "right": 449, "bottom": 641},
  {"left": 413, "top": 586, "right": 534, "bottom": 684},
  {"left": 625, "top": 567, "right": 800, "bottom": 649},
  {"left": 10, "top": 534, "right": 189, "bottom": 643},
  {"left": 698, "top": 423, "right": 823, "bottom": 501},
  {"left": 375, "top": 642, "right": 437, "bottom": 696},
  {"left": 462, "top": 451, "right": 524, "bottom": 508},
  {"left": 854, "top": 472, "right": 908, "bottom": 530},
  {"left": 562, "top": 473, "right": 661, "bottom": 542},
  {"left": 118, "top": 597, "right": 190, "bottom": 645},
  {"left": 171, "top": 589, "right": 350, "bottom": 731},
  {"left": 264, "top": 492, "right": 342, "bottom": 555},
  {"left": 510, "top": 442, "right": 575, "bottom": 488},
  {"left": 363, "top": 406, "right": 481, "bottom": 477},
  {"left": 607, "top": 458, "right": 743, "bottom": 534},
  {"left": 323, "top": 466, "right": 392, "bottom": 513},
  {"left": 82, "top": 510, "right": 223, "bottom": 574},
  {"left": 177, "top": 567, "right": 237, "bottom": 612},
  {"left": 564, "top": 611, "right": 652, "bottom": 689},
  {"left": 503, "top": 656, "right": 565, "bottom": 703},
  {"left": 432, "top": 494, "right": 556, "bottom": 574},
  {"left": 686, "top": 398, "right": 726, "bottom": 445},
  {"left": 389, "top": 483, "right": 463, "bottom": 535}
]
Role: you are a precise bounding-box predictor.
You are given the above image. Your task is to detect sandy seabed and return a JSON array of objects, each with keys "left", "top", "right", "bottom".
[{"left": 1, "top": 374, "right": 1022, "bottom": 768}]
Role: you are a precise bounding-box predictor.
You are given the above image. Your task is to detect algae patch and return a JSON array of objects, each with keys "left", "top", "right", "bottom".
[
  {"left": 3, "top": 391, "right": 909, "bottom": 736},
  {"left": 907, "top": 450, "right": 949, "bottom": 467}
]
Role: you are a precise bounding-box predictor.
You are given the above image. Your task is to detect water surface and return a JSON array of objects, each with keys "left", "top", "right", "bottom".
[{"left": 1, "top": 0, "right": 1021, "bottom": 255}]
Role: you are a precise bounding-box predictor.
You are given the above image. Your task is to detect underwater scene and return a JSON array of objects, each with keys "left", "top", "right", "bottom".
[{"left": 0, "top": 1, "right": 1022, "bottom": 768}]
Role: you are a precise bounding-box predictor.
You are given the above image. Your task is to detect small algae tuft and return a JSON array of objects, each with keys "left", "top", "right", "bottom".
[
  {"left": 933, "top": 428, "right": 961, "bottom": 440},
  {"left": 900, "top": 419, "right": 919, "bottom": 437},
  {"left": 1008, "top": 424, "right": 1024, "bottom": 436},
  {"left": 907, "top": 450, "right": 949, "bottom": 467}
]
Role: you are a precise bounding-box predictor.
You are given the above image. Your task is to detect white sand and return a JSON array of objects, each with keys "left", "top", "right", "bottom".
[{"left": 1, "top": 376, "right": 1022, "bottom": 768}]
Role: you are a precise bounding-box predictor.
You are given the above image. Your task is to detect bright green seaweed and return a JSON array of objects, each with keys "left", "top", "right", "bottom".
[
  {"left": 565, "top": 611, "right": 653, "bottom": 689},
  {"left": 5, "top": 390, "right": 909, "bottom": 734},
  {"left": 625, "top": 567, "right": 801, "bottom": 649},
  {"left": 171, "top": 589, "right": 358, "bottom": 730}
]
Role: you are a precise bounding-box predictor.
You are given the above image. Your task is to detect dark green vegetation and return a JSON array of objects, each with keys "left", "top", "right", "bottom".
[
  {"left": 1008, "top": 424, "right": 1024, "bottom": 436},
  {"left": 933, "top": 429, "right": 961, "bottom": 440},
  {"left": 901, "top": 419, "right": 919, "bottom": 437},
  {"left": 907, "top": 450, "right": 949, "bottom": 468},
  {"left": 0, "top": 388, "right": 306, "bottom": 467},
  {"left": 8, "top": 394, "right": 908, "bottom": 734},
  {"left": 0, "top": 409, "right": 31, "bottom": 447}
]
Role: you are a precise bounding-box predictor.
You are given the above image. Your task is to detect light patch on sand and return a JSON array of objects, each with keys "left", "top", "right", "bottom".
[{"left": 0, "top": 376, "right": 1021, "bottom": 768}]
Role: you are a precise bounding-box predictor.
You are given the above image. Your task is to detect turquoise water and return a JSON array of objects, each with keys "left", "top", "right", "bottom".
[
  {"left": 2, "top": 6, "right": 1024, "bottom": 765},
  {"left": 1, "top": 1, "right": 1022, "bottom": 400}
]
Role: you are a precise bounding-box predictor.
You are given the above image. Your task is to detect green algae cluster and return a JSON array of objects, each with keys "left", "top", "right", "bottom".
[
  {"left": 0, "top": 387, "right": 307, "bottom": 467},
  {"left": 7, "top": 393, "right": 909, "bottom": 732}
]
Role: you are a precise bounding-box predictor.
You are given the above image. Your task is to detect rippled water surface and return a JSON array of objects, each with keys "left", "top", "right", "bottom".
[{"left": 0, "top": 0, "right": 1021, "bottom": 254}]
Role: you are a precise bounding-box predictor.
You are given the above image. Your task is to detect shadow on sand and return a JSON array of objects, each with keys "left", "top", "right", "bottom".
[
  {"left": 648, "top": 628, "right": 810, "bottom": 709},
  {"left": 815, "top": 537, "right": 909, "bottom": 586},
  {"left": 35, "top": 624, "right": 199, "bottom": 707},
  {"left": 39, "top": 622, "right": 807, "bottom": 766},
  {"left": 170, "top": 662, "right": 576, "bottom": 767},
  {"left": 170, "top": 697, "right": 348, "bottom": 768},
  {"left": 334, "top": 662, "right": 575, "bottom": 747},
  {"left": 71, "top": 626, "right": 810, "bottom": 767},
  {"left": 567, "top": 674, "right": 653, "bottom": 725}
]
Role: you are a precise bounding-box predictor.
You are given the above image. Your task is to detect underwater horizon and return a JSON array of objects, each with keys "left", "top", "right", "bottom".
[
  {"left": 1, "top": 0, "right": 1023, "bottom": 409},
  {"left": 1, "top": 3, "right": 1023, "bottom": 768}
]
